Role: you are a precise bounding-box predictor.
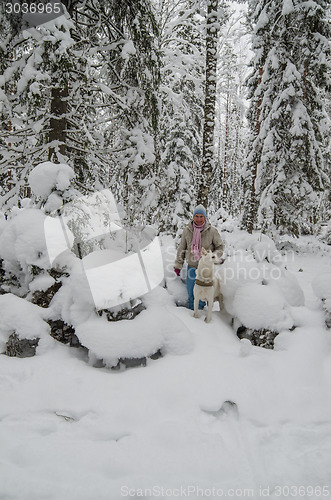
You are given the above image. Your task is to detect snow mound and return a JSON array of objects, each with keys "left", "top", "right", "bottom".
[
  {"left": 216, "top": 228, "right": 305, "bottom": 329},
  {"left": 251, "top": 239, "right": 279, "bottom": 264},
  {"left": 312, "top": 273, "right": 331, "bottom": 300},
  {"left": 75, "top": 305, "right": 193, "bottom": 367},
  {"left": 0, "top": 294, "right": 53, "bottom": 354},
  {"left": 232, "top": 283, "right": 293, "bottom": 331},
  {"left": 226, "top": 231, "right": 281, "bottom": 264},
  {"left": 28, "top": 161, "right": 75, "bottom": 199},
  {"left": 265, "top": 268, "right": 305, "bottom": 306},
  {"left": 216, "top": 255, "right": 263, "bottom": 316}
]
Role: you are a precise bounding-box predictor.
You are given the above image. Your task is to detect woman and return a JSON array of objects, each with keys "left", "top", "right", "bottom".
[{"left": 174, "top": 205, "right": 225, "bottom": 310}]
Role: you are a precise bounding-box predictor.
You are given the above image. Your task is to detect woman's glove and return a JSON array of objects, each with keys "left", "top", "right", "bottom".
[{"left": 174, "top": 268, "right": 181, "bottom": 276}]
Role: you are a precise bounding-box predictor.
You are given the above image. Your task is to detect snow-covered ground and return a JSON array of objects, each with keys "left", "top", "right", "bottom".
[{"left": 1, "top": 230, "right": 331, "bottom": 500}]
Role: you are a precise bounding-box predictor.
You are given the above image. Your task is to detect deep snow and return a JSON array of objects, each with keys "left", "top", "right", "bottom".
[{"left": 1, "top": 232, "right": 331, "bottom": 500}]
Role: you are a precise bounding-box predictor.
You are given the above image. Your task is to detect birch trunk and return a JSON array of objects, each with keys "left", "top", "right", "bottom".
[{"left": 198, "top": 0, "right": 219, "bottom": 208}]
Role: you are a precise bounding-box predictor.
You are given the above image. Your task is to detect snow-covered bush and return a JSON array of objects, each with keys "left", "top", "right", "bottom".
[
  {"left": 317, "top": 221, "right": 331, "bottom": 246},
  {"left": 0, "top": 209, "right": 51, "bottom": 296},
  {"left": 0, "top": 161, "right": 186, "bottom": 366},
  {"left": 0, "top": 162, "right": 78, "bottom": 299},
  {"left": 0, "top": 163, "right": 80, "bottom": 355},
  {"left": 216, "top": 227, "right": 303, "bottom": 347},
  {"left": 232, "top": 283, "right": 293, "bottom": 332}
]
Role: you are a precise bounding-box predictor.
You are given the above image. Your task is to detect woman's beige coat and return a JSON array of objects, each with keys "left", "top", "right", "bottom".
[{"left": 174, "top": 221, "right": 225, "bottom": 269}]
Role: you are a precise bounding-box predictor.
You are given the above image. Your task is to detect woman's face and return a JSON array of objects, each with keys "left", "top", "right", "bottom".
[{"left": 194, "top": 213, "right": 205, "bottom": 226}]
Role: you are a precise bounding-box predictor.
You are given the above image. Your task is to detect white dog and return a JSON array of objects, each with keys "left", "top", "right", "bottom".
[{"left": 193, "top": 247, "right": 223, "bottom": 323}]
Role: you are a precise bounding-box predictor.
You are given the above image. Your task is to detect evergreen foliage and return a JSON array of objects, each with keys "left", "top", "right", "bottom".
[
  {"left": 153, "top": 0, "right": 205, "bottom": 235},
  {"left": 245, "top": 0, "right": 330, "bottom": 236},
  {"left": 0, "top": 0, "right": 161, "bottom": 218}
]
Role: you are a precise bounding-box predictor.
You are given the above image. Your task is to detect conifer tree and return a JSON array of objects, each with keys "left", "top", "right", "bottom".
[
  {"left": 82, "top": 0, "right": 161, "bottom": 224},
  {"left": 0, "top": 0, "right": 161, "bottom": 218},
  {"left": 245, "top": 0, "right": 330, "bottom": 236},
  {"left": 153, "top": 0, "right": 204, "bottom": 235},
  {"left": 0, "top": 14, "right": 77, "bottom": 207}
]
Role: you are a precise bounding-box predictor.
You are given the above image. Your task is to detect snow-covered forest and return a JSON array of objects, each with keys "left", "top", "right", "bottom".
[{"left": 0, "top": 0, "right": 331, "bottom": 499}]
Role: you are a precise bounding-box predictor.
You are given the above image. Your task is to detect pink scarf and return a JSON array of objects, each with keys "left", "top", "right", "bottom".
[{"left": 191, "top": 221, "right": 205, "bottom": 261}]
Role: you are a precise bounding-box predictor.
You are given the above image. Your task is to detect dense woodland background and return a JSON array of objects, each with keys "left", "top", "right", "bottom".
[{"left": 0, "top": 0, "right": 330, "bottom": 239}]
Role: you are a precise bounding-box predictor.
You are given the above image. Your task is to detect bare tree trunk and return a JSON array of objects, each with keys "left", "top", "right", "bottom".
[
  {"left": 48, "top": 85, "right": 68, "bottom": 162},
  {"left": 47, "top": 0, "right": 76, "bottom": 163},
  {"left": 197, "top": 0, "right": 219, "bottom": 207}
]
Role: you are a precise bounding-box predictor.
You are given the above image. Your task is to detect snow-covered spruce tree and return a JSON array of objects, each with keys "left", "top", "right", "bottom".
[
  {"left": 91, "top": 0, "right": 161, "bottom": 226},
  {"left": 0, "top": 10, "right": 57, "bottom": 207},
  {"left": 0, "top": 11, "right": 102, "bottom": 210},
  {"left": 0, "top": 7, "right": 12, "bottom": 200},
  {"left": 153, "top": 0, "right": 205, "bottom": 235},
  {"left": 197, "top": 0, "right": 220, "bottom": 208},
  {"left": 0, "top": 0, "right": 161, "bottom": 216},
  {"left": 245, "top": 0, "right": 330, "bottom": 236}
]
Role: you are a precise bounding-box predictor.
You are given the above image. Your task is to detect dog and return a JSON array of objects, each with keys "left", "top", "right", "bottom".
[{"left": 193, "top": 247, "right": 224, "bottom": 323}]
